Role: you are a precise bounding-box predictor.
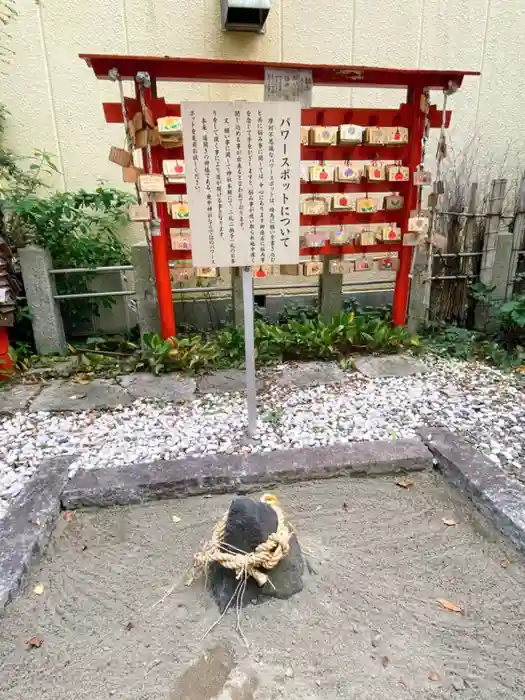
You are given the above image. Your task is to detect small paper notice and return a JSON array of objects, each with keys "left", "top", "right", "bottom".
[{"left": 264, "top": 68, "right": 313, "bottom": 107}]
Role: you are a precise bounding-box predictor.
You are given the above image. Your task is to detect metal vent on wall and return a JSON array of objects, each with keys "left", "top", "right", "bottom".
[{"left": 221, "top": 0, "right": 271, "bottom": 33}]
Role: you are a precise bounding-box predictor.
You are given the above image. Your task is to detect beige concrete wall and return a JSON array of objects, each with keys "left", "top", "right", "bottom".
[{"left": 1, "top": 0, "right": 524, "bottom": 223}]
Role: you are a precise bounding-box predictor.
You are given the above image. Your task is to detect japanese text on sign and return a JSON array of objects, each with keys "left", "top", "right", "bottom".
[
  {"left": 264, "top": 68, "right": 313, "bottom": 107},
  {"left": 181, "top": 101, "right": 301, "bottom": 268}
]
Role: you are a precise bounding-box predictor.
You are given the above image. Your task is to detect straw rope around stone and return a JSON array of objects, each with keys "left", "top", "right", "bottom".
[{"left": 193, "top": 495, "right": 292, "bottom": 587}]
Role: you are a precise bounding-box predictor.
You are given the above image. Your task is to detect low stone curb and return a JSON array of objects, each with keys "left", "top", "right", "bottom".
[
  {"left": 62, "top": 438, "right": 432, "bottom": 508},
  {"left": 419, "top": 427, "right": 525, "bottom": 555},
  {"left": 1, "top": 439, "right": 431, "bottom": 609},
  {"left": 0, "top": 456, "right": 72, "bottom": 610}
]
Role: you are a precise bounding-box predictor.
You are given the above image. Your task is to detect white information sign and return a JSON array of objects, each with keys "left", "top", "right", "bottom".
[
  {"left": 264, "top": 68, "right": 313, "bottom": 107},
  {"left": 181, "top": 101, "right": 301, "bottom": 268}
]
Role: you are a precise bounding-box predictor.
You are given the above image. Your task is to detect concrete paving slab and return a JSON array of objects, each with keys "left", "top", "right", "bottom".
[
  {"left": 118, "top": 373, "right": 196, "bottom": 402},
  {"left": 276, "top": 361, "right": 345, "bottom": 387},
  {"left": 1, "top": 473, "right": 524, "bottom": 699},
  {"left": 0, "top": 384, "right": 42, "bottom": 414},
  {"left": 354, "top": 355, "right": 428, "bottom": 378},
  {"left": 28, "top": 379, "right": 132, "bottom": 412},
  {"left": 197, "top": 369, "right": 260, "bottom": 394}
]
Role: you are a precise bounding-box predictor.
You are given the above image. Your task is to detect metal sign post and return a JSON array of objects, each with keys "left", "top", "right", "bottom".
[{"left": 242, "top": 265, "right": 258, "bottom": 436}]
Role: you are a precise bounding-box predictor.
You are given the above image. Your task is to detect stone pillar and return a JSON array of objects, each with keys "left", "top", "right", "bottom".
[
  {"left": 506, "top": 174, "right": 525, "bottom": 299},
  {"left": 318, "top": 254, "right": 343, "bottom": 320},
  {"left": 475, "top": 179, "right": 506, "bottom": 330},
  {"left": 231, "top": 266, "right": 246, "bottom": 327},
  {"left": 479, "top": 179, "right": 507, "bottom": 288},
  {"left": 407, "top": 248, "right": 428, "bottom": 334},
  {"left": 18, "top": 245, "right": 67, "bottom": 356},
  {"left": 131, "top": 242, "right": 160, "bottom": 336},
  {"left": 491, "top": 234, "right": 514, "bottom": 299}
]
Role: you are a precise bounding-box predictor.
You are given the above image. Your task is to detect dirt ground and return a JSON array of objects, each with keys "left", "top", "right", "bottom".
[{"left": 1, "top": 472, "right": 525, "bottom": 700}]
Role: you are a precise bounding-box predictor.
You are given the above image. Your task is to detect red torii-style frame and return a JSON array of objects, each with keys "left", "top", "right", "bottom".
[{"left": 80, "top": 54, "right": 478, "bottom": 339}]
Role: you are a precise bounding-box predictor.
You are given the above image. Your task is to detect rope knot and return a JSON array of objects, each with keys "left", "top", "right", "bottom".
[{"left": 193, "top": 497, "right": 291, "bottom": 588}]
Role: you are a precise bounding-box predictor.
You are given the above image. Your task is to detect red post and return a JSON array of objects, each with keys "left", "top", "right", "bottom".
[
  {"left": 135, "top": 78, "right": 176, "bottom": 339},
  {"left": 0, "top": 327, "right": 13, "bottom": 378},
  {"left": 392, "top": 85, "right": 425, "bottom": 326}
]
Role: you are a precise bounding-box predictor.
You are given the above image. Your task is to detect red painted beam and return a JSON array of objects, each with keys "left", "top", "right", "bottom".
[
  {"left": 81, "top": 54, "right": 478, "bottom": 90},
  {"left": 164, "top": 180, "right": 409, "bottom": 197},
  {"left": 102, "top": 102, "right": 451, "bottom": 130},
  {"left": 301, "top": 145, "right": 411, "bottom": 161},
  {"left": 166, "top": 242, "right": 403, "bottom": 263},
  {"left": 300, "top": 181, "right": 410, "bottom": 195},
  {"left": 300, "top": 211, "right": 404, "bottom": 227}
]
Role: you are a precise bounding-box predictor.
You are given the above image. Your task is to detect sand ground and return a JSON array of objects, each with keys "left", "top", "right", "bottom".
[{"left": 1, "top": 472, "right": 524, "bottom": 699}]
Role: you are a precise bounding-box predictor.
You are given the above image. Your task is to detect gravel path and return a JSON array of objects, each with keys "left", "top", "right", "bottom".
[{"left": 1, "top": 356, "right": 524, "bottom": 518}]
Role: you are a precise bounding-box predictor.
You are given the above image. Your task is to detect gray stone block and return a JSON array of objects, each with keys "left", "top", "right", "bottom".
[
  {"left": 18, "top": 245, "right": 67, "bottom": 356},
  {"left": 0, "top": 384, "right": 42, "bottom": 414},
  {"left": 131, "top": 243, "right": 160, "bottom": 336},
  {"left": 354, "top": 355, "right": 428, "bottom": 378},
  {"left": 0, "top": 456, "right": 72, "bottom": 609},
  {"left": 29, "top": 378, "right": 132, "bottom": 412},
  {"left": 118, "top": 373, "right": 196, "bottom": 402},
  {"left": 62, "top": 438, "right": 432, "bottom": 508},
  {"left": 197, "top": 369, "right": 259, "bottom": 394},
  {"left": 276, "top": 361, "right": 345, "bottom": 387},
  {"left": 318, "top": 254, "right": 343, "bottom": 320},
  {"left": 419, "top": 427, "right": 525, "bottom": 555}
]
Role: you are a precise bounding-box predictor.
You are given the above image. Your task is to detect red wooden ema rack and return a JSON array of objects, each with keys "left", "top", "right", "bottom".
[{"left": 80, "top": 53, "right": 479, "bottom": 338}]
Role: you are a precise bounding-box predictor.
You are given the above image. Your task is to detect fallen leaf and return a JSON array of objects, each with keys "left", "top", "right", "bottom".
[
  {"left": 26, "top": 636, "right": 44, "bottom": 649},
  {"left": 125, "top": 622, "right": 134, "bottom": 631},
  {"left": 395, "top": 478, "right": 413, "bottom": 489},
  {"left": 171, "top": 515, "right": 181, "bottom": 523},
  {"left": 437, "top": 598, "right": 463, "bottom": 614},
  {"left": 342, "top": 502, "right": 348, "bottom": 512},
  {"left": 442, "top": 518, "right": 457, "bottom": 527},
  {"left": 428, "top": 671, "right": 441, "bottom": 682},
  {"left": 33, "top": 583, "right": 44, "bottom": 596},
  {"left": 381, "top": 655, "right": 390, "bottom": 668},
  {"left": 63, "top": 511, "right": 73, "bottom": 522}
]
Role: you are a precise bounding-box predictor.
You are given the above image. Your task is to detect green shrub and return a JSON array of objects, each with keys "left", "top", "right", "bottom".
[
  {"left": 140, "top": 332, "right": 219, "bottom": 374},
  {"left": 6, "top": 186, "right": 134, "bottom": 332},
  {"left": 138, "top": 311, "right": 420, "bottom": 374}
]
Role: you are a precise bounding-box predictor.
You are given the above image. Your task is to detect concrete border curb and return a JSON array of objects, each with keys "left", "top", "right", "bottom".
[
  {"left": 62, "top": 438, "right": 432, "bottom": 508},
  {"left": 419, "top": 427, "right": 525, "bottom": 555},
  {"left": 1, "top": 439, "right": 431, "bottom": 609},
  {"left": 0, "top": 456, "right": 72, "bottom": 610}
]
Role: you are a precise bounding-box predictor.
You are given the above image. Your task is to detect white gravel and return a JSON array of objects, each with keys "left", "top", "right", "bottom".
[{"left": 1, "top": 356, "right": 524, "bottom": 518}]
